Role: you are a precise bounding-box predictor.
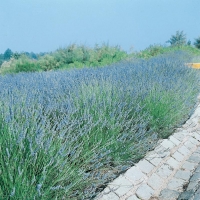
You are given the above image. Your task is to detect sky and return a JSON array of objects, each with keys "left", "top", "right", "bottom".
[{"left": 1, "top": 0, "right": 200, "bottom": 54}]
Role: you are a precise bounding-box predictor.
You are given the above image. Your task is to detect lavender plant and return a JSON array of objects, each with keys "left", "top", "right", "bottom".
[{"left": 0, "top": 52, "right": 199, "bottom": 199}]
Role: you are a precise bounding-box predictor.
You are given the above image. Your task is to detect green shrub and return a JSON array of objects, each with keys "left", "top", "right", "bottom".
[
  {"left": 0, "top": 56, "right": 41, "bottom": 74},
  {"left": 15, "top": 61, "right": 41, "bottom": 73},
  {"left": 131, "top": 44, "right": 200, "bottom": 61},
  {"left": 38, "top": 55, "right": 59, "bottom": 71}
]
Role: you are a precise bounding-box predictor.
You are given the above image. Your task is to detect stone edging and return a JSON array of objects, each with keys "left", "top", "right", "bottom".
[{"left": 95, "top": 101, "right": 200, "bottom": 200}]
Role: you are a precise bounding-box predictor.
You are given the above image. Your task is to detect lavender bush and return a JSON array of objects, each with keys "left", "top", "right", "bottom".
[{"left": 0, "top": 52, "right": 199, "bottom": 199}]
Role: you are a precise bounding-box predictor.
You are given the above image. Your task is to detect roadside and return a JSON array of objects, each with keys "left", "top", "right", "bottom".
[{"left": 96, "top": 97, "right": 200, "bottom": 200}]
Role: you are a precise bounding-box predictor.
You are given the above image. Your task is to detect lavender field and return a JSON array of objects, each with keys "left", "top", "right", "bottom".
[{"left": 0, "top": 52, "right": 199, "bottom": 199}]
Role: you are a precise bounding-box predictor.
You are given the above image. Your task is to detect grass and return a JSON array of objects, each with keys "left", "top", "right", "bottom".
[{"left": 0, "top": 51, "right": 199, "bottom": 199}]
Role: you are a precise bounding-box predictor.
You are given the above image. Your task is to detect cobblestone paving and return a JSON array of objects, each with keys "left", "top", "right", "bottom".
[
  {"left": 95, "top": 102, "right": 200, "bottom": 200},
  {"left": 178, "top": 162, "right": 200, "bottom": 200}
]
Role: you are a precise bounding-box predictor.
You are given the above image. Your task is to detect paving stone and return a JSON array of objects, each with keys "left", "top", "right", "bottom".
[
  {"left": 178, "top": 146, "right": 191, "bottom": 156},
  {"left": 136, "top": 184, "right": 154, "bottom": 200},
  {"left": 191, "top": 117, "right": 199, "bottom": 124},
  {"left": 195, "top": 125, "right": 200, "bottom": 131},
  {"left": 156, "top": 164, "right": 173, "bottom": 178},
  {"left": 193, "top": 149, "right": 200, "bottom": 155},
  {"left": 194, "top": 131, "right": 200, "bottom": 137},
  {"left": 184, "top": 140, "right": 195, "bottom": 150},
  {"left": 182, "top": 123, "right": 189, "bottom": 128},
  {"left": 187, "top": 153, "right": 200, "bottom": 163},
  {"left": 161, "top": 139, "right": 175, "bottom": 149},
  {"left": 126, "top": 195, "right": 140, "bottom": 200},
  {"left": 100, "top": 192, "right": 119, "bottom": 200},
  {"left": 167, "top": 177, "right": 186, "bottom": 191},
  {"left": 193, "top": 187, "right": 200, "bottom": 200},
  {"left": 136, "top": 159, "right": 154, "bottom": 174},
  {"left": 179, "top": 130, "right": 188, "bottom": 136},
  {"left": 108, "top": 175, "right": 129, "bottom": 190},
  {"left": 195, "top": 164, "right": 200, "bottom": 172},
  {"left": 174, "top": 170, "right": 191, "bottom": 181},
  {"left": 173, "top": 132, "right": 186, "bottom": 141},
  {"left": 109, "top": 176, "right": 133, "bottom": 197},
  {"left": 167, "top": 157, "right": 180, "bottom": 169},
  {"left": 147, "top": 173, "right": 164, "bottom": 190},
  {"left": 146, "top": 153, "right": 163, "bottom": 166},
  {"left": 169, "top": 136, "right": 181, "bottom": 146},
  {"left": 188, "top": 137, "right": 199, "bottom": 145},
  {"left": 186, "top": 119, "right": 197, "bottom": 127},
  {"left": 190, "top": 172, "right": 200, "bottom": 182},
  {"left": 188, "top": 120, "right": 197, "bottom": 126},
  {"left": 186, "top": 180, "right": 199, "bottom": 191},
  {"left": 172, "top": 151, "right": 185, "bottom": 162},
  {"left": 181, "top": 161, "right": 198, "bottom": 171},
  {"left": 154, "top": 145, "right": 170, "bottom": 158},
  {"left": 101, "top": 187, "right": 110, "bottom": 195},
  {"left": 195, "top": 146, "right": 200, "bottom": 153},
  {"left": 192, "top": 152, "right": 200, "bottom": 157},
  {"left": 193, "top": 132, "right": 200, "bottom": 141},
  {"left": 178, "top": 190, "right": 194, "bottom": 200},
  {"left": 124, "top": 167, "right": 145, "bottom": 183},
  {"left": 159, "top": 189, "right": 180, "bottom": 200}
]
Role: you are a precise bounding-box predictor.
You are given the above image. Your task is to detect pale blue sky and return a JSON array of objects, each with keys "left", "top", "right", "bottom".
[{"left": 1, "top": 0, "right": 200, "bottom": 54}]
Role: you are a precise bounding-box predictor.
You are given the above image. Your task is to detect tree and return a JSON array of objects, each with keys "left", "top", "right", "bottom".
[
  {"left": 187, "top": 40, "right": 191, "bottom": 46},
  {"left": 12, "top": 52, "right": 21, "bottom": 59},
  {"left": 167, "top": 31, "right": 187, "bottom": 46},
  {"left": 194, "top": 36, "right": 200, "bottom": 49},
  {"left": 3, "top": 48, "right": 13, "bottom": 60}
]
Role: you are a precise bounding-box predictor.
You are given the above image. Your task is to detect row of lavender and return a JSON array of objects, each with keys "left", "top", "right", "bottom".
[{"left": 0, "top": 51, "right": 199, "bottom": 199}]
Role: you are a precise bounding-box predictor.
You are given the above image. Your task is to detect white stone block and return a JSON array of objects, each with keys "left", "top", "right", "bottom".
[
  {"left": 178, "top": 145, "right": 190, "bottom": 156},
  {"left": 136, "top": 159, "right": 154, "bottom": 174},
  {"left": 108, "top": 175, "right": 133, "bottom": 197},
  {"left": 156, "top": 164, "right": 173, "bottom": 178},
  {"left": 184, "top": 140, "right": 195, "bottom": 150},
  {"left": 167, "top": 177, "right": 186, "bottom": 192},
  {"left": 100, "top": 192, "right": 119, "bottom": 200},
  {"left": 147, "top": 173, "right": 164, "bottom": 190},
  {"left": 161, "top": 139, "right": 175, "bottom": 149},
  {"left": 124, "top": 167, "right": 145, "bottom": 183},
  {"left": 172, "top": 151, "right": 184, "bottom": 162},
  {"left": 136, "top": 184, "right": 154, "bottom": 200},
  {"left": 169, "top": 136, "right": 181, "bottom": 146},
  {"left": 181, "top": 161, "right": 198, "bottom": 171},
  {"left": 167, "top": 157, "right": 180, "bottom": 169},
  {"left": 146, "top": 152, "right": 163, "bottom": 166}
]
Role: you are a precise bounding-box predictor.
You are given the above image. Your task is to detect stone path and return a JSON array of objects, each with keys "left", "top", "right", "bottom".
[
  {"left": 95, "top": 100, "right": 200, "bottom": 200},
  {"left": 178, "top": 163, "right": 200, "bottom": 200}
]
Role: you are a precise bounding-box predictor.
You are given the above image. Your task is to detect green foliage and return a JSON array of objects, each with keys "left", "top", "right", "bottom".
[
  {"left": 2, "top": 38, "right": 200, "bottom": 76},
  {"left": 12, "top": 52, "right": 21, "bottom": 60},
  {"left": 38, "top": 55, "right": 58, "bottom": 71},
  {"left": 3, "top": 48, "right": 13, "bottom": 60},
  {"left": 131, "top": 44, "right": 200, "bottom": 61},
  {"left": 0, "top": 56, "right": 41, "bottom": 74},
  {"left": 14, "top": 60, "right": 41, "bottom": 73},
  {"left": 167, "top": 31, "right": 187, "bottom": 47},
  {"left": 194, "top": 36, "right": 200, "bottom": 49},
  {"left": 0, "top": 54, "right": 4, "bottom": 65},
  {"left": 131, "top": 44, "right": 166, "bottom": 59},
  {"left": 0, "top": 44, "right": 128, "bottom": 74},
  {"left": 52, "top": 43, "right": 127, "bottom": 68},
  {"left": 187, "top": 40, "right": 191, "bottom": 46}
]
